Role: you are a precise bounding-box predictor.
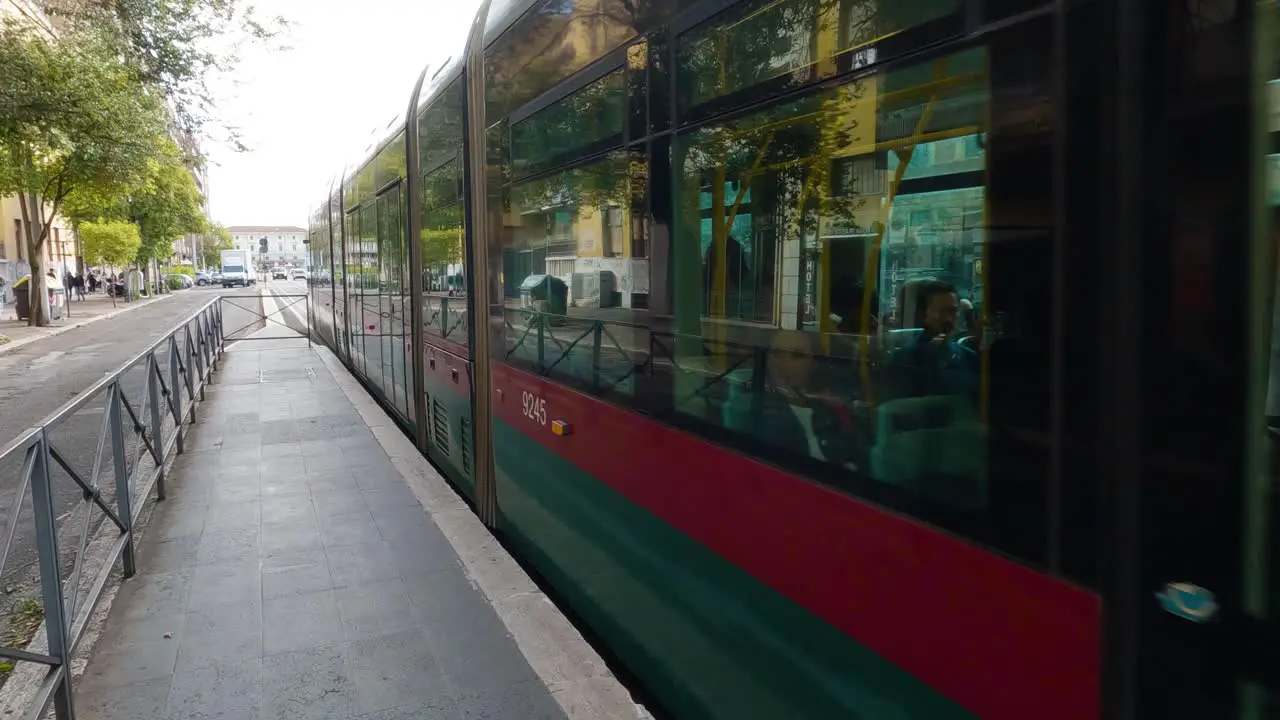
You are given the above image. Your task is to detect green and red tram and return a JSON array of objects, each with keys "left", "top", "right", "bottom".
[{"left": 307, "top": 0, "right": 1280, "bottom": 716}]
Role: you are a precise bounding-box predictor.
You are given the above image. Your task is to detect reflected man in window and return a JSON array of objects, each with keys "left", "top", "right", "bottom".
[{"left": 889, "top": 280, "right": 978, "bottom": 400}]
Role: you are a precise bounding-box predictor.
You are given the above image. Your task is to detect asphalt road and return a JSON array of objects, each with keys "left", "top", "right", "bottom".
[{"left": 0, "top": 285, "right": 265, "bottom": 602}]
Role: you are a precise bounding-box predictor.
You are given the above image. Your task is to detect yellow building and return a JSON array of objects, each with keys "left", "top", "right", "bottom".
[{"left": 0, "top": 0, "right": 80, "bottom": 299}]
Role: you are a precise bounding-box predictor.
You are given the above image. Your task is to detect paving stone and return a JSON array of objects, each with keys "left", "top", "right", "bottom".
[
  {"left": 262, "top": 551, "right": 334, "bottom": 599},
  {"left": 260, "top": 644, "right": 354, "bottom": 720},
  {"left": 175, "top": 611, "right": 261, "bottom": 673},
  {"left": 76, "top": 678, "right": 171, "bottom": 720},
  {"left": 188, "top": 558, "right": 262, "bottom": 611},
  {"left": 165, "top": 656, "right": 262, "bottom": 720},
  {"left": 262, "top": 589, "right": 344, "bottom": 656},
  {"left": 334, "top": 578, "right": 420, "bottom": 641},
  {"left": 344, "top": 630, "right": 450, "bottom": 716},
  {"left": 325, "top": 540, "right": 400, "bottom": 587}
]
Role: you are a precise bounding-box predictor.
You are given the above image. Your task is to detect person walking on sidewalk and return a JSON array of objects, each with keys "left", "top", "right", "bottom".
[{"left": 73, "top": 273, "right": 85, "bottom": 301}]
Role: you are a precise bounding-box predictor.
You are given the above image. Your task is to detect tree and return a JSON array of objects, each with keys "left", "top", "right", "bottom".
[
  {"left": 43, "top": 0, "right": 289, "bottom": 148},
  {"left": 132, "top": 149, "right": 207, "bottom": 261},
  {"left": 80, "top": 220, "right": 140, "bottom": 306},
  {"left": 0, "top": 19, "right": 166, "bottom": 325},
  {"left": 127, "top": 145, "right": 207, "bottom": 294},
  {"left": 200, "top": 223, "right": 234, "bottom": 268},
  {"left": 80, "top": 220, "right": 141, "bottom": 267}
]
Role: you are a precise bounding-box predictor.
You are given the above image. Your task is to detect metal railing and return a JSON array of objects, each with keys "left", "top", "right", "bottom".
[
  {"left": 219, "top": 293, "right": 310, "bottom": 344},
  {"left": 0, "top": 298, "right": 224, "bottom": 719},
  {"left": 503, "top": 308, "right": 648, "bottom": 396},
  {"left": 424, "top": 294, "right": 469, "bottom": 345}
]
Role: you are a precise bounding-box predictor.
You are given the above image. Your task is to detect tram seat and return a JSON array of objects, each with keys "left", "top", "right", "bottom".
[
  {"left": 869, "top": 394, "right": 988, "bottom": 510},
  {"left": 720, "top": 369, "right": 811, "bottom": 457}
]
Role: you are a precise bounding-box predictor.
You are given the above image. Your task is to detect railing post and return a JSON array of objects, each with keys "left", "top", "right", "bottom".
[
  {"left": 536, "top": 313, "right": 545, "bottom": 374},
  {"left": 183, "top": 326, "right": 197, "bottom": 415},
  {"left": 193, "top": 322, "right": 207, "bottom": 403},
  {"left": 306, "top": 295, "right": 312, "bottom": 349},
  {"left": 170, "top": 337, "right": 184, "bottom": 454},
  {"left": 592, "top": 322, "right": 603, "bottom": 393},
  {"left": 29, "top": 434, "right": 76, "bottom": 719},
  {"left": 750, "top": 344, "right": 767, "bottom": 429},
  {"left": 109, "top": 383, "right": 137, "bottom": 579},
  {"left": 147, "top": 356, "right": 167, "bottom": 501},
  {"left": 209, "top": 309, "right": 219, "bottom": 373}
]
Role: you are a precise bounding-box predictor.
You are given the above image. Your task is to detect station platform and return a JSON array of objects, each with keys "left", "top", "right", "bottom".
[{"left": 69, "top": 338, "right": 643, "bottom": 719}]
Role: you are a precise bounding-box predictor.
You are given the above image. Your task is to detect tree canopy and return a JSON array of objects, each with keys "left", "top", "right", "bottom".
[
  {"left": 0, "top": 18, "right": 167, "bottom": 324},
  {"left": 130, "top": 142, "right": 208, "bottom": 263},
  {"left": 43, "top": 0, "right": 289, "bottom": 148},
  {"left": 200, "top": 223, "right": 235, "bottom": 268},
  {"left": 79, "top": 220, "right": 141, "bottom": 267}
]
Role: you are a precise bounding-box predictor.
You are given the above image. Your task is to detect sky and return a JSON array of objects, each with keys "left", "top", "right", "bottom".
[{"left": 204, "top": 0, "right": 479, "bottom": 228}]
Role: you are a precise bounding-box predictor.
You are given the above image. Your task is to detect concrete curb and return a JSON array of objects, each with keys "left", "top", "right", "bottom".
[
  {"left": 312, "top": 346, "right": 653, "bottom": 720},
  {"left": 0, "top": 291, "right": 181, "bottom": 357}
]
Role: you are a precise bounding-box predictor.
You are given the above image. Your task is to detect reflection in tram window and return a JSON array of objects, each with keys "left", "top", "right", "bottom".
[
  {"left": 484, "top": 0, "right": 638, "bottom": 120},
  {"left": 667, "top": 20, "right": 1055, "bottom": 558},
  {"left": 329, "top": 190, "right": 346, "bottom": 356},
  {"left": 419, "top": 80, "right": 464, "bottom": 174},
  {"left": 511, "top": 69, "right": 626, "bottom": 179},
  {"left": 418, "top": 82, "right": 469, "bottom": 355},
  {"left": 677, "top": 0, "right": 962, "bottom": 111},
  {"left": 421, "top": 197, "right": 467, "bottom": 349},
  {"left": 499, "top": 154, "right": 649, "bottom": 398},
  {"left": 1257, "top": 11, "right": 1280, "bottom": 636}
]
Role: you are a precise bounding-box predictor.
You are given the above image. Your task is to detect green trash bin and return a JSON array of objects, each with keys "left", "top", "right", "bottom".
[{"left": 518, "top": 274, "right": 568, "bottom": 323}]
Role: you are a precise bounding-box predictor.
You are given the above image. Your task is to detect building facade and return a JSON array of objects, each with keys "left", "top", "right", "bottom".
[
  {"left": 0, "top": 1, "right": 78, "bottom": 300},
  {"left": 0, "top": 198, "right": 78, "bottom": 298},
  {"left": 226, "top": 225, "right": 308, "bottom": 267}
]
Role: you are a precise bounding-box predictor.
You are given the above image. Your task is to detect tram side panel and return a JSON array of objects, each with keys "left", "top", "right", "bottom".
[{"left": 423, "top": 340, "right": 476, "bottom": 500}]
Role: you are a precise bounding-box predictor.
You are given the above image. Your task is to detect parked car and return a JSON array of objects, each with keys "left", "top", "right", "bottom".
[
  {"left": 209, "top": 271, "right": 223, "bottom": 284},
  {"left": 194, "top": 271, "right": 212, "bottom": 286},
  {"left": 164, "top": 274, "right": 195, "bottom": 289},
  {"left": 289, "top": 268, "right": 308, "bottom": 281}
]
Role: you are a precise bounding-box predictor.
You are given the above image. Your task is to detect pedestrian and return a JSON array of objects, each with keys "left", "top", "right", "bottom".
[{"left": 73, "top": 273, "right": 85, "bottom": 301}]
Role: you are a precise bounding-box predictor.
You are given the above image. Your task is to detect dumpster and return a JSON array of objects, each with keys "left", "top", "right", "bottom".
[
  {"left": 518, "top": 274, "right": 567, "bottom": 317},
  {"left": 12, "top": 274, "right": 65, "bottom": 321}
]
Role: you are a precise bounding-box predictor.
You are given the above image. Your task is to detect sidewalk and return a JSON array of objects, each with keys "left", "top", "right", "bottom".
[
  {"left": 71, "top": 338, "right": 641, "bottom": 719},
  {"left": 0, "top": 290, "right": 175, "bottom": 350}
]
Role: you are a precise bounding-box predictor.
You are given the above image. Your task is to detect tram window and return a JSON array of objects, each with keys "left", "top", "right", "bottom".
[
  {"left": 511, "top": 68, "right": 626, "bottom": 180},
  {"left": 666, "top": 22, "right": 1055, "bottom": 562},
  {"left": 499, "top": 153, "right": 649, "bottom": 400},
  {"left": 421, "top": 157, "right": 467, "bottom": 348},
  {"left": 330, "top": 192, "right": 344, "bottom": 343},
  {"left": 423, "top": 158, "right": 461, "bottom": 210},
  {"left": 485, "top": 0, "right": 638, "bottom": 120},
  {"left": 982, "top": 0, "right": 1050, "bottom": 24},
  {"left": 376, "top": 133, "right": 406, "bottom": 188},
  {"left": 419, "top": 80, "right": 463, "bottom": 174},
  {"left": 677, "top": 0, "right": 961, "bottom": 112}
]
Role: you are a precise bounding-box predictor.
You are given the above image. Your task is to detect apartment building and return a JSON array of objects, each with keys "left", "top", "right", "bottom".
[{"left": 227, "top": 226, "right": 308, "bottom": 267}]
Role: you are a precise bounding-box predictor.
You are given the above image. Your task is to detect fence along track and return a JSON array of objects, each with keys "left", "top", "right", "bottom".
[{"left": 0, "top": 298, "right": 224, "bottom": 720}]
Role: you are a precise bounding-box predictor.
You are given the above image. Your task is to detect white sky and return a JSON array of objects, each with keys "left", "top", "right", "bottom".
[{"left": 204, "top": 0, "right": 479, "bottom": 228}]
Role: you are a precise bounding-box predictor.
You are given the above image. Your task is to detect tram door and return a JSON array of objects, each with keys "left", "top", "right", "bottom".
[{"left": 1093, "top": 1, "right": 1280, "bottom": 717}]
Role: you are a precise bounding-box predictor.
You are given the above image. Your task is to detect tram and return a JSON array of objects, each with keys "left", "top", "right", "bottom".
[{"left": 308, "top": 0, "right": 1280, "bottom": 717}]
